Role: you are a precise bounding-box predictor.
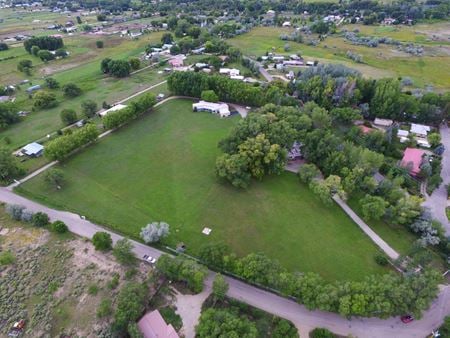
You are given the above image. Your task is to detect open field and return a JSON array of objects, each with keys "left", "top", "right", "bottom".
[
  {"left": 16, "top": 99, "right": 394, "bottom": 281},
  {"left": 0, "top": 31, "right": 167, "bottom": 151},
  {"left": 228, "top": 25, "right": 450, "bottom": 90}
]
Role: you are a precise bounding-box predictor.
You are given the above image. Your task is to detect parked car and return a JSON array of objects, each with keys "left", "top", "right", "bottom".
[
  {"left": 143, "top": 254, "right": 156, "bottom": 264},
  {"left": 401, "top": 315, "right": 414, "bottom": 323}
]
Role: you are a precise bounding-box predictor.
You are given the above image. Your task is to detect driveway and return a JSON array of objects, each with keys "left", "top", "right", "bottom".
[{"left": 423, "top": 124, "right": 450, "bottom": 234}]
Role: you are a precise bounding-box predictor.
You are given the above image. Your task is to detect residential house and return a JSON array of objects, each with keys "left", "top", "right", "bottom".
[
  {"left": 138, "top": 310, "right": 179, "bottom": 338},
  {"left": 410, "top": 123, "right": 431, "bottom": 137},
  {"left": 400, "top": 147, "right": 426, "bottom": 177},
  {"left": 193, "top": 101, "right": 230, "bottom": 118},
  {"left": 373, "top": 118, "right": 394, "bottom": 129}
]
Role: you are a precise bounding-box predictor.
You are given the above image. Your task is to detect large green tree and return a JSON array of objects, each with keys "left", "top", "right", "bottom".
[{"left": 196, "top": 309, "right": 257, "bottom": 338}]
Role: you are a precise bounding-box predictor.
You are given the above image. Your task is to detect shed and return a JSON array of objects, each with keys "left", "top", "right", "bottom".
[
  {"left": 26, "top": 85, "right": 41, "bottom": 94},
  {"left": 373, "top": 118, "right": 393, "bottom": 128},
  {"left": 22, "top": 142, "right": 44, "bottom": 157}
]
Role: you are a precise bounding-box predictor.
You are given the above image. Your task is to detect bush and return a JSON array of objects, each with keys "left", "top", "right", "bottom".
[
  {"left": 96, "top": 40, "right": 104, "bottom": 48},
  {"left": 5, "top": 204, "right": 25, "bottom": 221},
  {"left": 113, "top": 238, "right": 136, "bottom": 266},
  {"left": 97, "top": 298, "right": 112, "bottom": 318},
  {"left": 107, "top": 273, "right": 120, "bottom": 289},
  {"left": 0, "top": 251, "right": 15, "bottom": 265},
  {"left": 44, "top": 168, "right": 65, "bottom": 189},
  {"left": 0, "top": 42, "right": 8, "bottom": 51},
  {"left": 32, "top": 212, "right": 49, "bottom": 227},
  {"left": 310, "top": 328, "right": 336, "bottom": 338},
  {"left": 140, "top": 222, "right": 169, "bottom": 243},
  {"left": 51, "top": 220, "right": 68, "bottom": 234},
  {"left": 62, "top": 83, "right": 82, "bottom": 98},
  {"left": 92, "top": 231, "right": 113, "bottom": 251},
  {"left": 374, "top": 254, "right": 389, "bottom": 266},
  {"left": 45, "top": 77, "right": 59, "bottom": 89},
  {"left": 88, "top": 284, "right": 99, "bottom": 295},
  {"left": 20, "top": 210, "right": 34, "bottom": 223},
  {"left": 60, "top": 108, "right": 78, "bottom": 125},
  {"left": 129, "top": 57, "right": 140, "bottom": 70},
  {"left": 37, "top": 50, "right": 55, "bottom": 62},
  {"left": 17, "top": 59, "right": 32, "bottom": 73}
]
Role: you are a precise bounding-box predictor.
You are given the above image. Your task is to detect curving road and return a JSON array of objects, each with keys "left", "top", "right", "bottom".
[{"left": 0, "top": 187, "right": 448, "bottom": 338}]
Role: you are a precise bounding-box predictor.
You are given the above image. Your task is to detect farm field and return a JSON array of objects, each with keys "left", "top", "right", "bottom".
[
  {"left": 17, "top": 98, "right": 395, "bottom": 282},
  {"left": 228, "top": 25, "right": 450, "bottom": 90},
  {"left": 0, "top": 31, "right": 167, "bottom": 150}
]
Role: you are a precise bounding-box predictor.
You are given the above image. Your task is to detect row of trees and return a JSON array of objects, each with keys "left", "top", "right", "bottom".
[
  {"left": 197, "top": 242, "right": 441, "bottom": 318},
  {"left": 167, "top": 71, "right": 292, "bottom": 107},
  {"left": 102, "top": 93, "right": 156, "bottom": 129},
  {"left": 24, "top": 36, "right": 64, "bottom": 53},
  {"left": 156, "top": 254, "right": 208, "bottom": 293},
  {"left": 45, "top": 124, "right": 99, "bottom": 161}
]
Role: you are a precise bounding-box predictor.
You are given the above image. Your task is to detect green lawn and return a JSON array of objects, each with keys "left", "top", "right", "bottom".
[{"left": 17, "top": 99, "right": 390, "bottom": 281}]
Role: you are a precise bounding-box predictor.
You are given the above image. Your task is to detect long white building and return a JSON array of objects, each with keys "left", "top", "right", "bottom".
[{"left": 192, "top": 101, "right": 230, "bottom": 118}]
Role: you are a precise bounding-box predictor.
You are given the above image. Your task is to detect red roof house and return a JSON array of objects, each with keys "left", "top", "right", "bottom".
[
  {"left": 400, "top": 147, "right": 425, "bottom": 176},
  {"left": 138, "top": 310, "right": 179, "bottom": 338}
]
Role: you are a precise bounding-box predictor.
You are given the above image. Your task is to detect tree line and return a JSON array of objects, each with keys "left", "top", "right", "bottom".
[
  {"left": 45, "top": 124, "right": 99, "bottom": 161},
  {"left": 102, "top": 93, "right": 157, "bottom": 130},
  {"left": 167, "top": 71, "right": 293, "bottom": 107},
  {"left": 24, "top": 36, "right": 64, "bottom": 53}
]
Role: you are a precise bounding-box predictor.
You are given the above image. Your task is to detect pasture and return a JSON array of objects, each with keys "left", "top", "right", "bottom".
[{"left": 17, "top": 99, "right": 393, "bottom": 281}]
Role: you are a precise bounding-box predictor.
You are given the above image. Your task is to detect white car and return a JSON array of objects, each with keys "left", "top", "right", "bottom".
[{"left": 143, "top": 254, "right": 157, "bottom": 264}]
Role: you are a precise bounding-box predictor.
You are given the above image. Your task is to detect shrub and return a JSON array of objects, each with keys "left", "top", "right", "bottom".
[
  {"left": 113, "top": 238, "right": 136, "bottom": 266},
  {"left": 96, "top": 40, "right": 104, "bottom": 48},
  {"left": 60, "top": 108, "right": 78, "bottom": 125},
  {"left": 374, "top": 254, "right": 389, "bottom": 266},
  {"left": 0, "top": 251, "right": 15, "bottom": 265},
  {"left": 97, "top": 298, "right": 112, "bottom": 318},
  {"left": 88, "top": 284, "right": 99, "bottom": 295},
  {"left": 51, "top": 220, "right": 68, "bottom": 234},
  {"left": 44, "top": 168, "right": 65, "bottom": 189},
  {"left": 37, "top": 50, "right": 55, "bottom": 62},
  {"left": 310, "top": 328, "right": 336, "bottom": 338},
  {"left": 129, "top": 57, "right": 140, "bottom": 70},
  {"left": 92, "top": 231, "right": 113, "bottom": 251},
  {"left": 140, "top": 222, "right": 170, "bottom": 243},
  {"left": 32, "top": 212, "right": 49, "bottom": 227},
  {"left": 0, "top": 42, "right": 8, "bottom": 51},
  {"left": 17, "top": 59, "right": 32, "bottom": 73},
  {"left": 20, "top": 210, "right": 34, "bottom": 223},
  {"left": 45, "top": 77, "right": 59, "bottom": 89},
  {"left": 5, "top": 204, "right": 25, "bottom": 220},
  {"left": 107, "top": 273, "right": 120, "bottom": 289},
  {"left": 62, "top": 83, "right": 82, "bottom": 98}
]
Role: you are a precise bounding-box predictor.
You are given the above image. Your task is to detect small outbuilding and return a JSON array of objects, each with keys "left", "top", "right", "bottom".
[
  {"left": 22, "top": 142, "right": 44, "bottom": 157},
  {"left": 373, "top": 118, "right": 394, "bottom": 128},
  {"left": 410, "top": 123, "right": 431, "bottom": 137}
]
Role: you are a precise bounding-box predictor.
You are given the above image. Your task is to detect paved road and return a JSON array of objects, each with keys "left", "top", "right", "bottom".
[
  {"left": 0, "top": 187, "right": 448, "bottom": 337},
  {"left": 333, "top": 196, "right": 400, "bottom": 260},
  {"left": 423, "top": 124, "right": 450, "bottom": 234},
  {"left": 243, "top": 56, "right": 273, "bottom": 82}
]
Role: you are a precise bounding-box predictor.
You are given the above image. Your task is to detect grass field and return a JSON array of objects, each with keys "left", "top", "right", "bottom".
[
  {"left": 228, "top": 26, "right": 450, "bottom": 90},
  {"left": 0, "top": 31, "right": 167, "bottom": 150},
  {"left": 17, "top": 98, "right": 393, "bottom": 281}
]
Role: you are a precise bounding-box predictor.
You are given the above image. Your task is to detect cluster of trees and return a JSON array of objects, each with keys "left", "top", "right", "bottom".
[
  {"left": 0, "top": 147, "right": 24, "bottom": 183},
  {"left": 0, "top": 102, "right": 19, "bottom": 129},
  {"left": 156, "top": 254, "right": 208, "bottom": 293},
  {"left": 45, "top": 124, "right": 99, "bottom": 161},
  {"left": 33, "top": 91, "right": 58, "bottom": 110},
  {"left": 294, "top": 64, "right": 450, "bottom": 124},
  {"left": 197, "top": 242, "right": 442, "bottom": 318},
  {"left": 24, "top": 36, "right": 64, "bottom": 53},
  {"left": 216, "top": 133, "right": 287, "bottom": 188},
  {"left": 196, "top": 308, "right": 258, "bottom": 337},
  {"left": 102, "top": 93, "right": 156, "bottom": 129},
  {"left": 168, "top": 71, "right": 292, "bottom": 107},
  {"left": 100, "top": 58, "right": 132, "bottom": 77},
  {"left": 17, "top": 59, "right": 32, "bottom": 75}
]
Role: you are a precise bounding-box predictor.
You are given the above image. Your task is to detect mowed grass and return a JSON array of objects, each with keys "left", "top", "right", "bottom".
[
  {"left": 228, "top": 26, "right": 450, "bottom": 90},
  {"left": 17, "top": 99, "right": 389, "bottom": 281}
]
